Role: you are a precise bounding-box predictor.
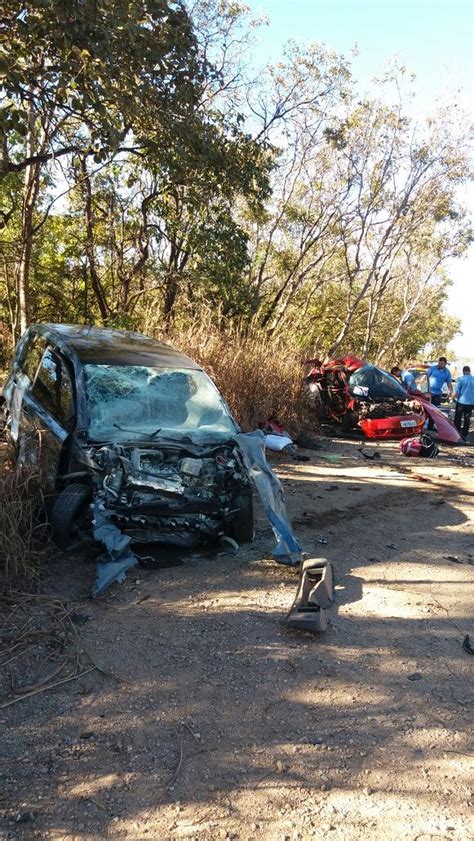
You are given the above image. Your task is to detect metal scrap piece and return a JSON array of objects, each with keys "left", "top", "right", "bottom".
[
  {"left": 91, "top": 500, "right": 138, "bottom": 598},
  {"left": 128, "top": 474, "right": 184, "bottom": 494}
]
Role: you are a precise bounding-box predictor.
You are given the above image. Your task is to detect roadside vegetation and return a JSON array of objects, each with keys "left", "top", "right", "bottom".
[
  {"left": 0, "top": 1, "right": 471, "bottom": 373},
  {"left": 164, "top": 319, "right": 311, "bottom": 433},
  {"left": 0, "top": 454, "right": 47, "bottom": 593}
]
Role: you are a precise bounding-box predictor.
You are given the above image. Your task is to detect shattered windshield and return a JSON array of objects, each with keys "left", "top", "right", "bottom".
[
  {"left": 349, "top": 365, "right": 407, "bottom": 400},
  {"left": 83, "top": 364, "right": 237, "bottom": 442}
]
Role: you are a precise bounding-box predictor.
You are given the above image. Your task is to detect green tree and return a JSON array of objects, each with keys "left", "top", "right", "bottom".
[
  {"left": 245, "top": 66, "right": 471, "bottom": 357},
  {"left": 0, "top": 0, "right": 201, "bottom": 333},
  {"left": 0, "top": 0, "right": 270, "bottom": 334},
  {"left": 0, "top": 0, "right": 200, "bottom": 177}
]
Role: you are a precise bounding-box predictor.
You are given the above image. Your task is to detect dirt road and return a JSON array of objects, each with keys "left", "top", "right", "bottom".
[{"left": 1, "top": 437, "right": 473, "bottom": 840}]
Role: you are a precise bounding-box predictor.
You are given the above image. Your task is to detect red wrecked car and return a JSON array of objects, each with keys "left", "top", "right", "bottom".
[{"left": 305, "top": 356, "right": 462, "bottom": 443}]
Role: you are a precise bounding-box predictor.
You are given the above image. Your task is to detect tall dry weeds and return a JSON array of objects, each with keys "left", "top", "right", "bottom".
[
  {"left": 144, "top": 316, "right": 313, "bottom": 433},
  {"left": 0, "top": 456, "right": 47, "bottom": 594}
]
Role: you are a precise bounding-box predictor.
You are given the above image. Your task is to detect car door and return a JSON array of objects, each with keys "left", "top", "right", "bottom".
[
  {"left": 410, "top": 370, "right": 430, "bottom": 396},
  {"left": 2, "top": 334, "right": 48, "bottom": 442},
  {"left": 18, "top": 347, "right": 76, "bottom": 489}
]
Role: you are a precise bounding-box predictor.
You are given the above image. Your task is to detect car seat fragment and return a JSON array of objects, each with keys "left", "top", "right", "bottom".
[
  {"left": 285, "top": 559, "right": 333, "bottom": 632},
  {"left": 263, "top": 433, "right": 310, "bottom": 461},
  {"left": 235, "top": 430, "right": 303, "bottom": 565},
  {"left": 264, "top": 433, "right": 294, "bottom": 452}
]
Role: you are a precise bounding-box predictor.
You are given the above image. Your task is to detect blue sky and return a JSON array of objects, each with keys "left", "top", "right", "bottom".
[{"left": 247, "top": 0, "right": 473, "bottom": 359}]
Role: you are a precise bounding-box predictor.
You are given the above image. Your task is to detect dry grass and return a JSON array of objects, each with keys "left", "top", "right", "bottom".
[
  {"left": 147, "top": 320, "right": 313, "bottom": 434},
  {"left": 0, "top": 452, "right": 48, "bottom": 594}
]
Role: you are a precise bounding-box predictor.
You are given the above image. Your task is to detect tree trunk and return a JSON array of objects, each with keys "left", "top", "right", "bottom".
[
  {"left": 17, "top": 103, "right": 41, "bottom": 335},
  {"left": 79, "top": 157, "right": 109, "bottom": 324},
  {"left": 326, "top": 303, "right": 357, "bottom": 358},
  {"left": 0, "top": 128, "right": 9, "bottom": 181},
  {"left": 163, "top": 272, "right": 178, "bottom": 327}
]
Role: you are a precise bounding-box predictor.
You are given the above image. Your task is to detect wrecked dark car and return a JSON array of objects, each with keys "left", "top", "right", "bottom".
[
  {"left": 2, "top": 325, "right": 254, "bottom": 592},
  {"left": 305, "top": 357, "right": 425, "bottom": 438}
]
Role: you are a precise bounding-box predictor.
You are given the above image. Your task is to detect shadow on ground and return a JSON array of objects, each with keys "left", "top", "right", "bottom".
[{"left": 1, "top": 439, "right": 473, "bottom": 840}]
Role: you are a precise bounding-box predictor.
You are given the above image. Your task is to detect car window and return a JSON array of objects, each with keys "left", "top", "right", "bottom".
[
  {"left": 31, "top": 348, "right": 75, "bottom": 427},
  {"left": 22, "top": 336, "right": 48, "bottom": 382},
  {"left": 57, "top": 356, "right": 75, "bottom": 425}
]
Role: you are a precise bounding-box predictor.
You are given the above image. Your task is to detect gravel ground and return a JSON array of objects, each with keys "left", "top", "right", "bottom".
[{"left": 0, "top": 435, "right": 473, "bottom": 841}]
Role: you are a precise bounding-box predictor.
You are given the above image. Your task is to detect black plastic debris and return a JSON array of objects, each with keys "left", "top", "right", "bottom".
[
  {"left": 295, "top": 433, "right": 321, "bottom": 450},
  {"left": 288, "top": 445, "right": 311, "bottom": 462},
  {"left": 358, "top": 447, "right": 381, "bottom": 460},
  {"left": 462, "top": 634, "right": 474, "bottom": 655},
  {"left": 285, "top": 558, "right": 333, "bottom": 633},
  {"left": 70, "top": 612, "right": 90, "bottom": 626}
]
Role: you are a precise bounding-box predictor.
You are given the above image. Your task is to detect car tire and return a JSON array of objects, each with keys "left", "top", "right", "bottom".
[
  {"left": 229, "top": 489, "right": 255, "bottom": 544},
  {"left": 341, "top": 410, "right": 357, "bottom": 433},
  {"left": 50, "top": 482, "right": 93, "bottom": 550}
]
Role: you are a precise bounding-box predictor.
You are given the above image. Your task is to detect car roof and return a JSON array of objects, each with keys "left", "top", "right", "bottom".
[{"left": 30, "top": 323, "right": 201, "bottom": 369}]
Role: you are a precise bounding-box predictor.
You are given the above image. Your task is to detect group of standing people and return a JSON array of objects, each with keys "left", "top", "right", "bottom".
[{"left": 390, "top": 357, "right": 474, "bottom": 441}]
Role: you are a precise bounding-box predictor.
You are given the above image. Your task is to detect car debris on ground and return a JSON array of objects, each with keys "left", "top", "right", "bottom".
[
  {"left": 258, "top": 417, "right": 310, "bottom": 461},
  {"left": 285, "top": 558, "right": 334, "bottom": 632}
]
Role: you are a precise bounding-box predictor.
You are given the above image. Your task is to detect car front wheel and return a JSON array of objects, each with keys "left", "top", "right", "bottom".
[
  {"left": 228, "top": 489, "right": 255, "bottom": 544},
  {"left": 50, "top": 482, "right": 93, "bottom": 550}
]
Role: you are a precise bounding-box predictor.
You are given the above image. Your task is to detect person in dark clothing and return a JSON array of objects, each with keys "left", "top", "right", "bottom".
[{"left": 453, "top": 365, "right": 474, "bottom": 440}]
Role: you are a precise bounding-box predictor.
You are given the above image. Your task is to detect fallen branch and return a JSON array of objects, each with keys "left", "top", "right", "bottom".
[
  {"left": 166, "top": 739, "right": 184, "bottom": 789},
  {"left": 443, "top": 749, "right": 474, "bottom": 757},
  {"left": 166, "top": 742, "right": 210, "bottom": 790},
  {"left": 430, "top": 598, "right": 466, "bottom": 635},
  {"left": 0, "top": 666, "right": 97, "bottom": 708},
  {"left": 10, "top": 659, "right": 68, "bottom": 694}
]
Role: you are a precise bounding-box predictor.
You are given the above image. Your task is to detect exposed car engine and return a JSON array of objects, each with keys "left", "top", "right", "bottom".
[
  {"left": 358, "top": 398, "right": 423, "bottom": 420},
  {"left": 84, "top": 440, "right": 251, "bottom": 546}
]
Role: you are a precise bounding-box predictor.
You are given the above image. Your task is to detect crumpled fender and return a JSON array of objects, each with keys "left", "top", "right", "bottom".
[
  {"left": 421, "top": 401, "right": 463, "bottom": 444},
  {"left": 235, "top": 430, "right": 302, "bottom": 565}
]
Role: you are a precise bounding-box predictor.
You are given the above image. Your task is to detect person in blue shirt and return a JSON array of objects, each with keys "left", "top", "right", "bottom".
[
  {"left": 401, "top": 369, "right": 416, "bottom": 392},
  {"left": 390, "top": 366, "right": 416, "bottom": 392},
  {"left": 453, "top": 365, "right": 474, "bottom": 440},
  {"left": 427, "top": 357, "right": 453, "bottom": 406}
]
